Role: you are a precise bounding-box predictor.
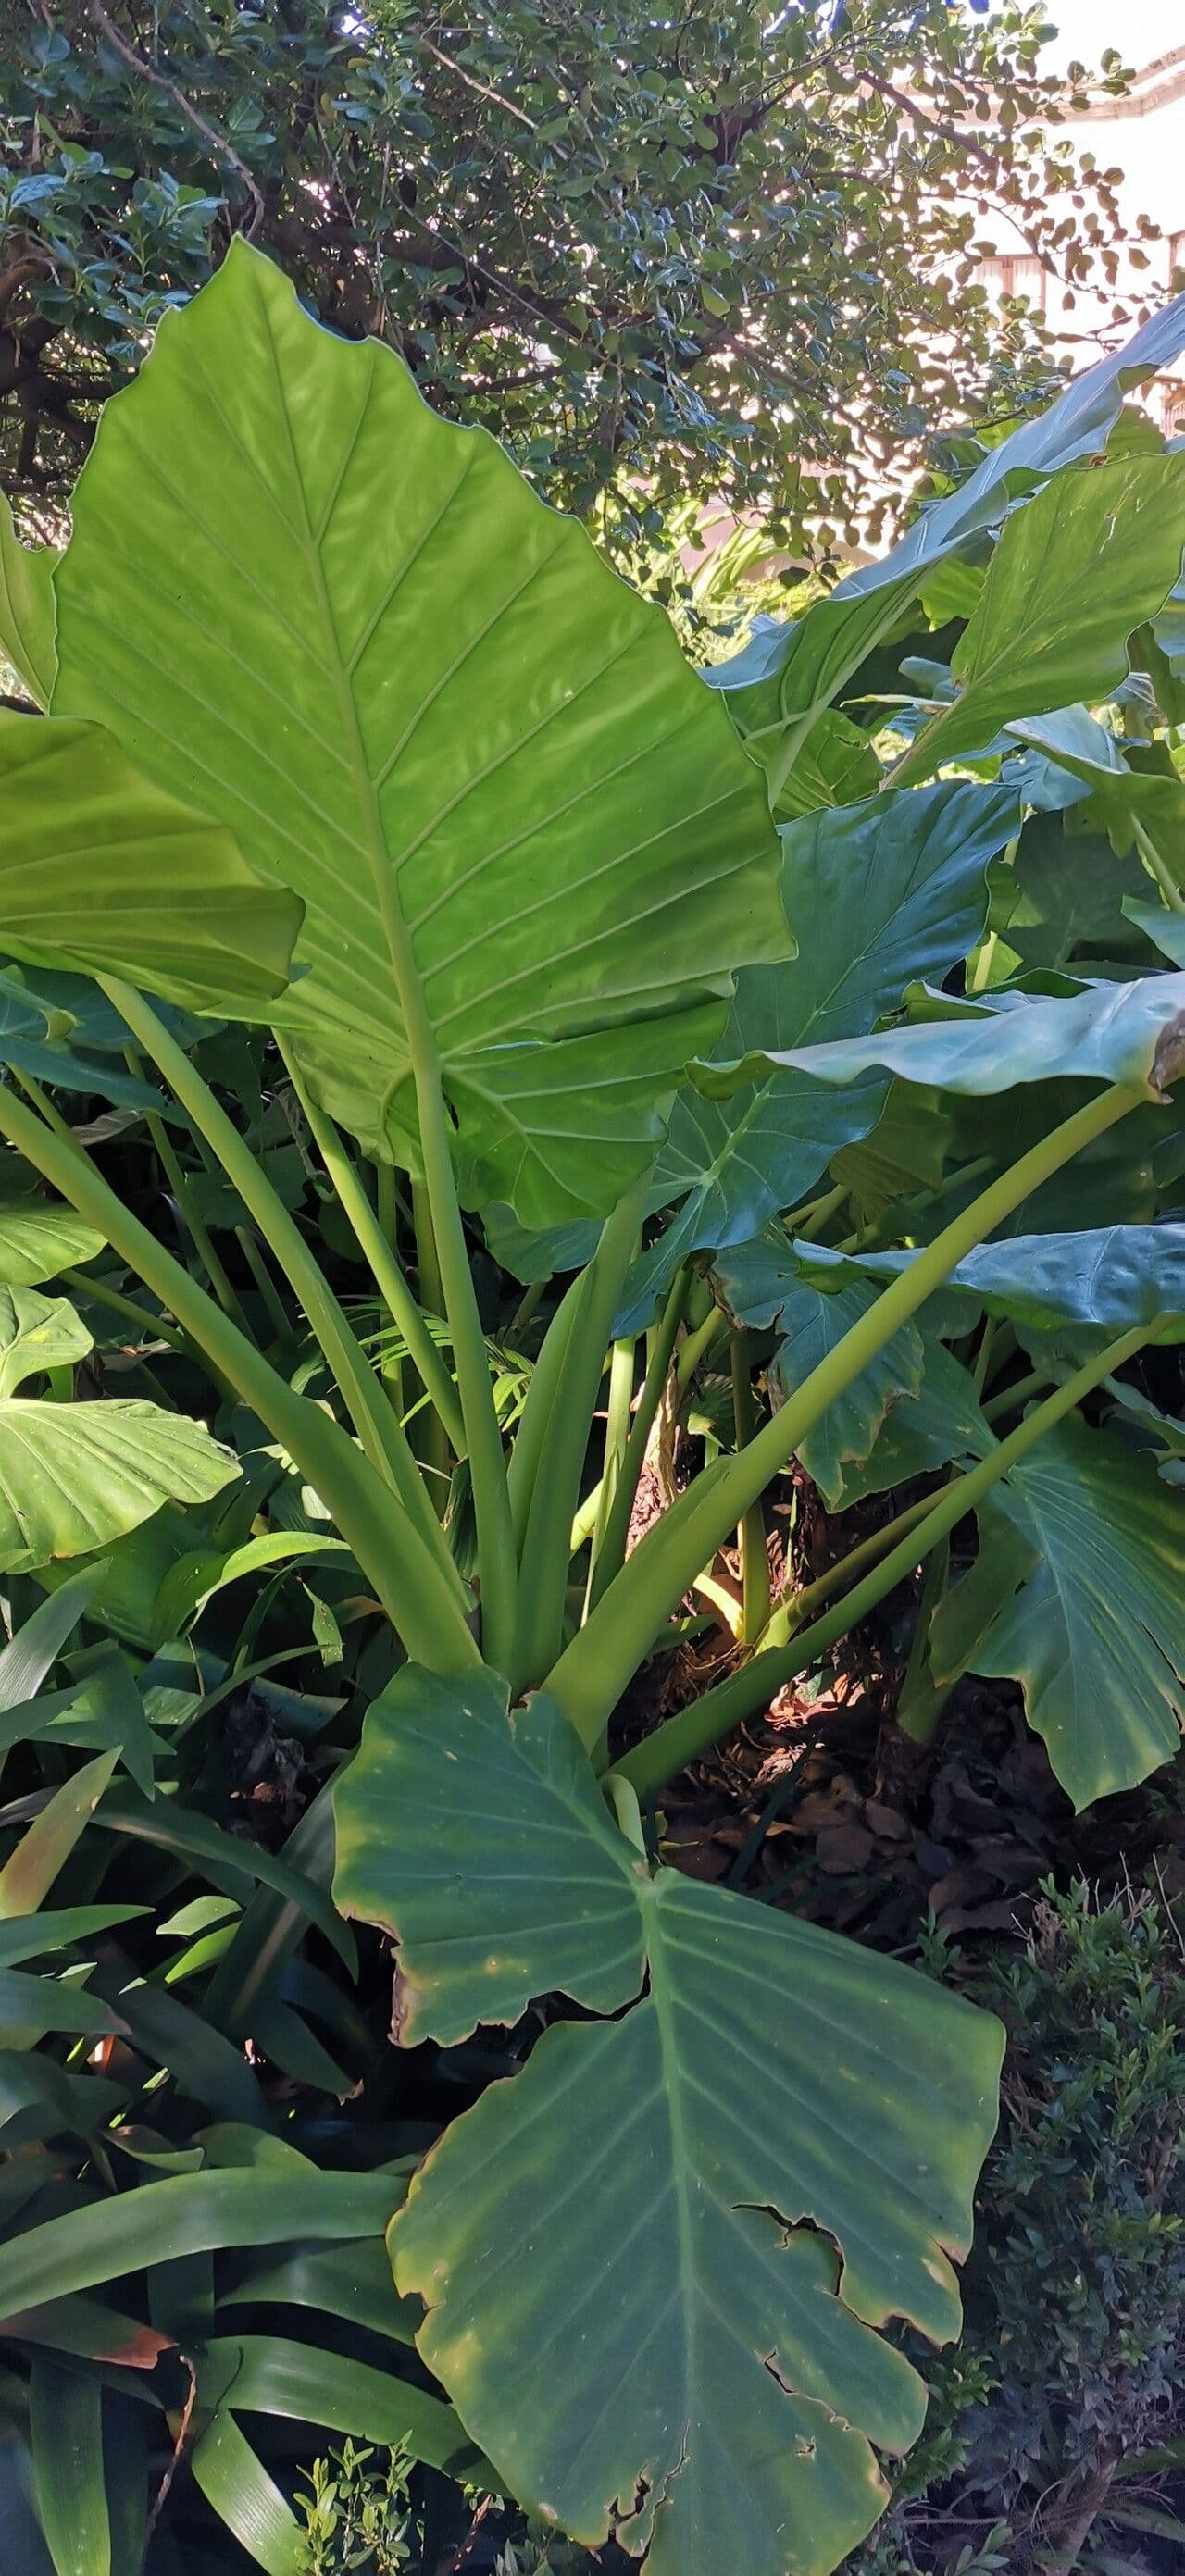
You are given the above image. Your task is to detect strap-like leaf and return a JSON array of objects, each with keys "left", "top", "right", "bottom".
[
  {"left": 0, "top": 2167, "right": 397, "bottom": 2317},
  {"left": 30, "top": 2356, "right": 110, "bottom": 2576}
]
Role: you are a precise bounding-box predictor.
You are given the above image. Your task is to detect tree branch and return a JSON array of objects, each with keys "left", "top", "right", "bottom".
[{"left": 85, "top": 0, "right": 265, "bottom": 234}]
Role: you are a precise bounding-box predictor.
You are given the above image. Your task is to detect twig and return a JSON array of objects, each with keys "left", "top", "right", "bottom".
[
  {"left": 439, "top": 2491, "right": 495, "bottom": 2572},
  {"left": 86, "top": 0, "right": 265, "bottom": 235},
  {"left": 143, "top": 2350, "right": 197, "bottom": 2560},
  {"left": 414, "top": 31, "right": 543, "bottom": 137}
]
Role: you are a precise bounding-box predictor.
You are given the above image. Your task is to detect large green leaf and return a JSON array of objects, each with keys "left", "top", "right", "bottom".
[
  {"left": 931, "top": 1419, "right": 1185, "bottom": 1808},
  {"left": 336, "top": 1667, "right": 1003, "bottom": 2576},
  {"left": 0, "top": 711, "right": 302, "bottom": 1012},
  {"left": 0, "top": 967, "right": 187, "bottom": 1117},
  {"left": 1128, "top": 902, "right": 1185, "bottom": 969},
  {"left": 51, "top": 240, "right": 787, "bottom": 1225},
  {"left": 718, "top": 1235, "right": 992, "bottom": 1505},
  {"left": 334, "top": 1666, "right": 645, "bottom": 2044},
  {"left": 0, "top": 1288, "right": 93, "bottom": 1394},
  {"left": 0, "top": 495, "right": 56, "bottom": 709},
  {"left": 828, "top": 1333, "right": 992, "bottom": 1508},
  {"left": 616, "top": 778, "right": 1017, "bottom": 1327},
  {"left": 0, "top": 1180, "right": 105, "bottom": 1285},
  {"left": 713, "top": 1237, "right": 927, "bottom": 1512},
  {"left": 892, "top": 458, "right": 1185, "bottom": 787},
  {"left": 1008, "top": 722, "right": 1185, "bottom": 904},
  {"left": 796, "top": 1225, "right": 1185, "bottom": 1341},
  {"left": 989, "top": 814, "right": 1150, "bottom": 977},
  {"left": 0, "top": 1399, "right": 237, "bottom": 1574},
  {"left": 705, "top": 292, "right": 1185, "bottom": 740},
  {"left": 696, "top": 972, "right": 1185, "bottom": 1104}
]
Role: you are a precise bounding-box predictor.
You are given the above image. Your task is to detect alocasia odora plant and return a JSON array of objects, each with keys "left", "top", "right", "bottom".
[{"left": 0, "top": 245, "right": 1182, "bottom": 2573}]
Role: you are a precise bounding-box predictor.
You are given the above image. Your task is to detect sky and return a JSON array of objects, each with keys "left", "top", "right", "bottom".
[{"left": 1024, "top": 0, "right": 1183, "bottom": 68}]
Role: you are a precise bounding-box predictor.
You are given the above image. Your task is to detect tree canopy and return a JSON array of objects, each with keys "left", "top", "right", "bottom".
[{"left": 0, "top": 0, "right": 1147, "bottom": 550}]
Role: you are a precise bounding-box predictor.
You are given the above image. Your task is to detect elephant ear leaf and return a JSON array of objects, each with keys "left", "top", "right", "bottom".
[
  {"left": 51, "top": 238, "right": 788, "bottom": 1226},
  {"left": 695, "top": 972, "right": 1185, "bottom": 1104},
  {"left": 0, "top": 1286, "right": 94, "bottom": 1395},
  {"left": 0, "top": 710, "right": 303, "bottom": 1009},
  {"left": 0, "top": 1186, "right": 105, "bottom": 1286},
  {"left": 617, "top": 777, "right": 1017, "bottom": 1329},
  {"left": 931, "top": 1418, "right": 1185, "bottom": 1809},
  {"left": 714, "top": 1237, "right": 929, "bottom": 1511},
  {"left": 892, "top": 455, "right": 1185, "bottom": 788},
  {"left": 0, "top": 1396, "right": 238, "bottom": 1575},
  {"left": 795, "top": 1225, "right": 1185, "bottom": 1341},
  {"left": 0, "top": 494, "right": 56, "bottom": 710},
  {"left": 335, "top": 1667, "right": 1003, "bottom": 2576}
]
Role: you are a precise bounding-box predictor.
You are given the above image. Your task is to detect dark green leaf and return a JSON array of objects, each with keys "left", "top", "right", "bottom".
[
  {"left": 338, "top": 1669, "right": 1002, "bottom": 2576},
  {"left": 696, "top": 972, "right": 1185, "bottom": 1104},
  {"left": 937, "top": 1418, "right": 1185, "bottom": 1807},
  {"left": 618, "top": 779, "right": 1017, "bottom": 1325},
  {"left": 30, "top": 2358, "right": 110, "bottom": 2576}
]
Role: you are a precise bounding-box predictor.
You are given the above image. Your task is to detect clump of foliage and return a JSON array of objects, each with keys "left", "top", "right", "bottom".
[
  {"left": 964, "top": 1882, "right": 1185, "bottom": 2570},
  {"left": 297, "top": 2441, "right": 417, "bottom": 2573},
  {"left": 0, "top": 0, "right": 1150, "bottom": 546},
  {"left": 849, "top": 1883, "right": 1185, "bottom": 2574},
  {"left": 0, "top": 246, "right": 1180, "bottom": 2576}
]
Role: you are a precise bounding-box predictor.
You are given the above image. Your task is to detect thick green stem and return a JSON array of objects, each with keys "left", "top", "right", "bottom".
[
  {"left": 101, "top": 979, "right": 451, "bottom": 1578},
  {"left": 983, "top": 1365, "right": 1049, "bottom": 1424},
  {"left": 1133, "top": 815, "right": 1185, "bottom": 914},
  {"left": 794, "top": 1183, "right": 846, "bottom": 1245},
  {"left": 548, "top": 1082, "right": 1143, "bottom": 1748},
  {"left": 587, "top": 1263, "right": 691, "bottom": 1608},
  {"left": 760, "top": 1494, "right": 937, "bottom": 1652},
  {"left": 508, "top": 1180, "right": 647, "bottom": 1692},
  {"left": 118, "top": 1051, "right": 248, "bottom": 1330},
  {"left": 235, "top": 1227, "right": 292, "bottom": 1345},
  {"left": 586, "top": 1335, "right": 637, "bottom": 1597},
  {"left": 409, "top": 1178, "right": 453, "bottom": 1503},
  {"left": 672, "top": 1303, "right": 727, "bottom": 1398},
  {"left": 412, "top": 1109, "right": 517, "bottom": 1673},
  {"left": 508, "top": 1270, "right": 586, "bottom": 1549},
  {"left": 0, "top": 1083, "right": 480, "bottom": 1674},
  {"left": 615, "top": 1317, "right": 1158, "bottom": 1797},
  {"left": 60, "top": 1269, "right": 186, "bottom": 1359},
  {"left": 730, "top": 1328, "right": 771, "bottom": 1643},
  {"left": 278, "top": 1039, "right": 466, "bottom": 1455}
]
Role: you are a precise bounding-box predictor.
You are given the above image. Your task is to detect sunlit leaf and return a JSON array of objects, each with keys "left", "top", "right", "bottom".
[
  {"left": 52, "top": 241, "right": 787, "bottom": 1225},
  {"left": 892, "top": 458, "right": 1185, "bottom": 786}
]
